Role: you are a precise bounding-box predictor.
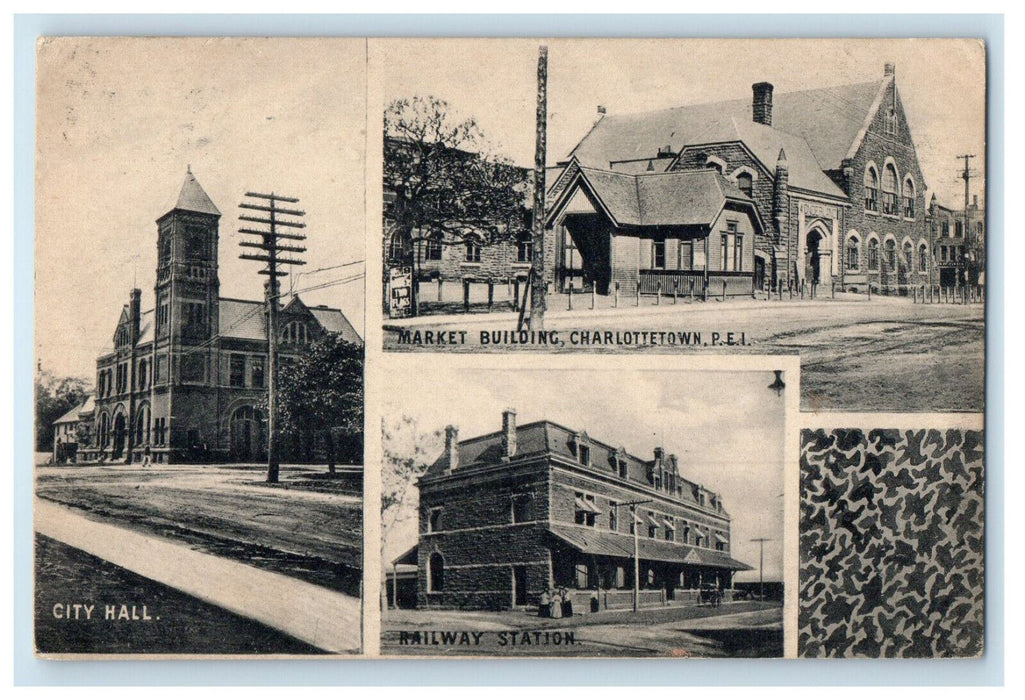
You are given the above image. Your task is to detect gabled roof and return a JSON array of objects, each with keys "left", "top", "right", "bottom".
[
  {"left": 218, "top": 298, "right": 268, "bottom": 341},
  {"left": 568, "top": 78, "right": 887, "bottom": 197},
  {"left": 169, "top": 169, "right": 220, "bottom": 217},
  {"left": 548, "top": 164, "right": 764, "bottom": 232},
  {"left": 53, "top": 396, "right": 94, "bottom": 425},
  {"left": 309, "top": 306, "right": 363, "bottom": 345}
]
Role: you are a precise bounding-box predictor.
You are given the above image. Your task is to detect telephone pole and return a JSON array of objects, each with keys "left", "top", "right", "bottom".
[
  {"left": 611, "top": 499, "right": 651, "bottom": 612},
  {"left": 957, "top": 154, "right": 976, "bottom": 287},
  {"left": 238, "top": 191, "right": 307, "bottom": 483},
  {"left": 527, "top": 44, "right": 549, "bottom": 332},
  {"left": 750, "top": 537, "right": 773, "bottom": 599}
]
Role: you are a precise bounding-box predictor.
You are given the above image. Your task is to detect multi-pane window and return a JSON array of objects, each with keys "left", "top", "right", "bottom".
[
  {"left": 609, "top": 502, "right": 618, "bottom": 531},
  {"left": 919, "top": 244, "right": 929, "bottom": 272},
  {"left": 882, "top": 164, "right": 899, "bottom": 215},
  {"left": 251, "top": 356, "right": 265, "bottom": 389},
  {"left": 651, "top": 239, "right": 666, "bottom": 269},
  {"left": 902, "top": 179, "right": 916, "bottom": 218},
  {"left": 868, "top": 239, "right": 880, "bottom": 270},
  {"left": 423, "top": 236, "right": 442, "bottom": 261},
  {"left": 678, "top": 240, "right": 692, "bottom": 270},
  {"left": 846, "top": 237, "right": 860, "bottom": 271},
  {"left": 388, "top": 232, "right": 407, "bottom": 262},
  {"left": 516, "top": 232, "right": 532, "bottom": 263},
  {"left": 884, "top": 239, "right": 897, "bottom": 270},
  {"left": 903, "top": 241, "right": 914, "bottom": 272},
  {"left": 574, "top": 492, "right": 598, "bottom": 527},
  {"left": 229, "top": 354, "right": 246, "bottom": 387},
  {"left": 664, "top": 518, "right": 675, "bottom": 542},
  {"left": 736, "top": 172, "right": 753, "bottom": 197},
  {"left": 720, "top": 221, "right": 742, "bottom": 272},
  {"left": 577, "top": 443, "right": 590, "bottom": 466},
  {"left": 864, "top": 167, "right": 879, "bottom": 212},
  {"left": 182, "top": 301, "right": 207, "bottom": 339},
  {"left": 464, "top": 239, "right": 482, "bottom": 263}
]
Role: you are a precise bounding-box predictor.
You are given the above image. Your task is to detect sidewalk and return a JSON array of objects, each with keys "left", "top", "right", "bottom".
[
  {"left": 384, "top": 291, "right": 906, "bottom": 330},
  {"left": 35, "top": 498, "right": 361, "bottom": 653}
]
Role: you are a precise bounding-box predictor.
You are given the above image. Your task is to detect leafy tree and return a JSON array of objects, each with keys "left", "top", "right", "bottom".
[
  {"left": 271, "top": 334, "right": 363, "bottom": 472},
  {"left": 35, "top": 371, "right": 90, "bottom": 452},
  {"left": 384, "top": 95, "right": 528, "bottom": 314},
  {"left": 381, "top": 415, "right": 442, "bottom": 608}
]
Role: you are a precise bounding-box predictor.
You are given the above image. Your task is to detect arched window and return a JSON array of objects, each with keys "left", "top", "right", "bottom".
[
  {"left": 736, "top": 172, "right": 754, "bottom": 198},
  {"left": 902, "top": 178, "right": 916, "bottom": 218},
  {"left": 388, "top": 231, "right": 409, "bottom": 262},
  {"left": 919, "top": 243, "right": 929, "bottom": 272},
  {"left": 884, "top": 238, "right": 897, "bottom": 270},
  {"left": 704, "top": 155, "right": 727, "bottom": 174},
  {"left": 428, "top": 552, "right": 445, "bottom": 592},
  {"left": 464, "top": 238, "right": 482, "bottom": 263},
  {"left": 282, "top": 321, "right": 310, "bottom": 345},
  {"left": 135, "top": 404, "right": 150, "bottom": 445},
  {"left": 882, "top": 164, "right": 899, "bottom": 215},
  {"left": 864, "top": 166, "right": 879, "bottom": 212},
  {"left": 868, "top": 238, "right": 880, "bottom": 271},
  {"left": 846, "top": 235, "right": 861, "bottom": 271},
  {"left": 903, "top": 241, "right": 914, "bottom": 271},
  {"left": 138, "top": 359, "right": 148, "bottom": 391}
]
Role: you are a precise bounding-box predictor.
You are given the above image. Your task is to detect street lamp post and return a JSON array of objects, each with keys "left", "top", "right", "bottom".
[{"left": 750, "top": 537, "right": 773, "bottom": 599}]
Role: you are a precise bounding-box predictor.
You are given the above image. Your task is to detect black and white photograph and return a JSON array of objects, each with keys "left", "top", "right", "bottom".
[
  {"left": 33, "top": 37, "right": 366, "bottom": 655},
  {"left": 378, "top": 38, "right": 986, "bottom": 414},
  {"left": 379, "top": 356, "right": 794, "bottom": 657}
]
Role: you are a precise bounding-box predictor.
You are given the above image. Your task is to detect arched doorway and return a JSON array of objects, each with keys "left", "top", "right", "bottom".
[
  {"left": 112, "top": 412, "right": 127, "bottom": 459},
  {"left": 229, "top": 405, "right": 265, "bottom": 462},
  {"left": 806, "top": 230, "right": 824, "bottom": 286}
]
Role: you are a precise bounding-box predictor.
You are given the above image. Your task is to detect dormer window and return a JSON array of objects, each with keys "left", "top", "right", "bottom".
[
  {"left": 736, "top": 171, "right": 753, "bottom": 198},
  {"left": 578, "top": 443, "right": 590, "bottom": 466}
]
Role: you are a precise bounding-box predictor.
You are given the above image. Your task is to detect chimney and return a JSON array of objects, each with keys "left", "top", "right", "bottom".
[
  {"left": 884, "top": 62, "right": 895, "bottom": 77},
  {"left": 129, "top": 288, "right": 142, "bottom": 344},
  {"left": 653, "top": 446, "right": 665, "bottom": 463},
  {"left": 501, "top": 409, "right": 517, "bottom": 459},
  {"left": 752, "top": 82, "right": 774, "bottom": 126},
  {"left": 444, "top": 425, "right": 459, "bottom": 472}
]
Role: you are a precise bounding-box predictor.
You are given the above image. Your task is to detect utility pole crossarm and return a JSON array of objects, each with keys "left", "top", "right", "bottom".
[{"left": 237, "top": 190, "right": 307, "bottom": 484}]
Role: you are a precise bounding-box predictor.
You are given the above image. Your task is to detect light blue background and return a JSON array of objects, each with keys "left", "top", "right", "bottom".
[{"left": 13, "top": 13, "right": 1004, "bottom": 686}]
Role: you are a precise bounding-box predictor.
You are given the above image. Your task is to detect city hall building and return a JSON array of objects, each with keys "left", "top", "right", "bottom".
[
  {"left": 77, "top": 169, "right": 362, "bottom": 465},
  {"left": 398, "top": 410, "right": 751, "bottom": 612}
]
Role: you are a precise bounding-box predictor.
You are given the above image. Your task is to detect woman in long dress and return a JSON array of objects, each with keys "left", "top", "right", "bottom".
[{"left": 550, "top": 589, "right": 563, "bottom": 619}]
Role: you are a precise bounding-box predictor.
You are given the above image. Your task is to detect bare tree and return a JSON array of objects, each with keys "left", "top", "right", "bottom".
[
  {"left": 384, "top": 95, "right": 528, "bottom": 315},
  {"left": 381, "top": 415, "right": 443, "bottom": 609}
]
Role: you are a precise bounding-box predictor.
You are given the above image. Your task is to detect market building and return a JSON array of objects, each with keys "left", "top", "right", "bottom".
[
  {"left": 549, "top": 64, "right": 934, "bottom": 295},
  {"left": 76, "top": 169, "right": 362, "bottom": 465},
  {"left": 398, "top": 410, "right": 751, "bottom": 612}
]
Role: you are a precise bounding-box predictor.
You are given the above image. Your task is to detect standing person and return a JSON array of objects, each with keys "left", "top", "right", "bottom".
[
  {"left": 560, "top": 586, "right": 573, "bottom": 618},
  {"left": 142, "top": 445, "right": 151, "bottom": 468},
  {"left": 538, "top": 589, "right": 550, "bottom": 618},
  {"left": 550, "top": 588, "right": 563, "bottom": 619}
]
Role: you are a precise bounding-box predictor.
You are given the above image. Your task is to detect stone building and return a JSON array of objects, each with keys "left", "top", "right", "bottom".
[
  {"left": 928, "top": 194, "right": 986, "bottom": 289},
  {"left": 78, "top": 169, "right": 362, "bottom": 464},
  {"left": 550, "top": 64, "right": 934, "bottom": 295},
  {"left": 51, "top": 395, "right": 94, "bottom": 464},
  {"left": 400, "top": 410, "right": 751, "bottom": 612}
]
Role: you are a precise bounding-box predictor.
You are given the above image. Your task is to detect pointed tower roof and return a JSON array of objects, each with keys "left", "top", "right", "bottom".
[{"left": 172, "top": 167, "right": 220, "bottom": 216}]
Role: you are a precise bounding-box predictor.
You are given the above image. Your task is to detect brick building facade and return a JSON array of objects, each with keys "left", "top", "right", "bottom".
[
  {"left": 928, "top": 194, "right": 986, "bottom": 289},
  {"left": 403, "top": 411, "right": 750, "bottom": 612},
  {"left": 77, "top": 169, "right": 362, "bottom": 465}
]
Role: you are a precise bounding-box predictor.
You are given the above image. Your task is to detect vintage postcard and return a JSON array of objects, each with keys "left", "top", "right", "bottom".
[
  {"left": 377, "top": 38, "right": 986, "bottom": 414},
  {"left": 33, "top": 37, "right": 366, "bottom": 656}
]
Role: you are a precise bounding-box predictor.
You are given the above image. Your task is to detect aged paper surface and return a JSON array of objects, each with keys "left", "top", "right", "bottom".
[
  {"left": 33, "top": 35, "right": 986, "bottom": 660},
  {"left": 370, "top": 37, "right": 985, "bottom": 659},
  {"left": 34, "top": 37, "right": 367, "bottom": 656}
]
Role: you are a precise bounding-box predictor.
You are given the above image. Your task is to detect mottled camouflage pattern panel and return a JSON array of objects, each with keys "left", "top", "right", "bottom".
[{"left": 799, "top": 428, "right": 984, "bottom": 658}]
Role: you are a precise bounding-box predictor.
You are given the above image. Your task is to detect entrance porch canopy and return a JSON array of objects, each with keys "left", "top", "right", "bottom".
[
  {"left": 549, "top": 524, "right": 752, "bottom": 571},
  {"left": 546, "top": 161, "right": 765, "bottom": 235}
]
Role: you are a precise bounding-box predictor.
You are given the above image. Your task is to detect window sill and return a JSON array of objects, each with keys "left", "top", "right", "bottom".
[{"left": 460, "top": 262, "right": 482, "bottom": 267}]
